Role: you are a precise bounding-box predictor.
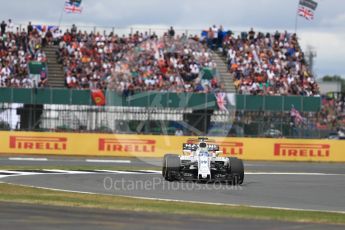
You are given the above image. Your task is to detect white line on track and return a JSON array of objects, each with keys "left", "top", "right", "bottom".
[
  {"left": 42, "top": 170, "right": 93, "bottom": 174},
  {"left": 141, "top": 170, "right": 161, "bottom": 173},
  {"left": 3, "top": 182, "right": 344, "bottom": 215},
  {"left": 85, "top": 159, "right": 131, "bottom": 164},
  {"left": 97, "top": 170, "right": 147, "bottom": 174},
  {"left": 143, "top": 171, "right": 344, "bottom": 176},
  {"left": 245, "top": 172, "right": 344, "bottom": 176},
  {"left": 8, "top": 157, "right": 48, "bottom": 161}
]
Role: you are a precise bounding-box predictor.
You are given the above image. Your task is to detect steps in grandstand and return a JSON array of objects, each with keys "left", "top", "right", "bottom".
[
  {"left": 44, "top": 45, "right": 65, "bottom": 88},
  {"left": 211, "top": 50, "right": 236, "bottom": 93}
]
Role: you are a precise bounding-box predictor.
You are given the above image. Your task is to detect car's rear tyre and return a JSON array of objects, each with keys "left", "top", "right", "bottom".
[
  {"left": 228, "top": 157, "right": 244, "bottom": 185},
  {"left": 162, "top": 154, "right": 180, "bottom": 181}
]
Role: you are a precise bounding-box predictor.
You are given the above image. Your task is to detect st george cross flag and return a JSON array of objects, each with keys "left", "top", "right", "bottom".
[
  {"left": 64, "top": 0, "right": 83, "bottom": 14},
  {"left": 298, "top": 0, "right": 318, "bottom": 20}
]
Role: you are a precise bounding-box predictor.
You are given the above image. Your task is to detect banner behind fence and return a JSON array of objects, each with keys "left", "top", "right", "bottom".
[{"left": 0, "top": 131, "right": 344, "bottom": 162}]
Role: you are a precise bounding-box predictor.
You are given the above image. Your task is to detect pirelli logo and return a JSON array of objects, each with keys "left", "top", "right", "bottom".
[
  {"left": 9, "top": 136, "right": 67, "bottom": 151},
  {"left": 99, "top": 139, "right": 156, "bottom": 153},
  {"left": 274, "top": 143, "right": 330, "bottom": 157},
  {"left": 217, "top": 142, "right": 243, "bottom": 155}
]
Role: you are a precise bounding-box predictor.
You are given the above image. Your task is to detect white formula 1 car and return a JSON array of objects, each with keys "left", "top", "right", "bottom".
[{"left": 162, "top": 137, "right": 244, "bottom": 184}]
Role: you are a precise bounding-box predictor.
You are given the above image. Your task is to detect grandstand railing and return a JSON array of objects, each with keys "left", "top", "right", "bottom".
[
  {"left": 14, "top": 23, "right": 274, "bottom": 38},
  {"left": 0, "top": 88, "right": 327, "bottom": 138},
  {"left": 0, "top": 88, "right": 321, "bottom": 112},
  {"left": 14, "top": 23, "right": 205, "bottom": 37}
]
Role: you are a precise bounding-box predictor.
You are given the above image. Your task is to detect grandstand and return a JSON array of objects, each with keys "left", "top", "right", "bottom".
[
  {"left": 0, "top": 22, "right": 343, "bottom": 138},
  {"left": 0, "top": 23, "right": 319, "bottom": 95},
  {"left": 218, "top": 28, "right": 319, "bottom": 96}
]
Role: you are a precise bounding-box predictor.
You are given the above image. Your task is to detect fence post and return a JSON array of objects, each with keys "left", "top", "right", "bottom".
[
  {"left": 10, "top": 88, "right": 13, "bottom": 104},
  {"left": 204, "top": 93, "right": 209, "bottom": 135},
  {"left": 244, "top": 95, "right": 247, "bottom": 111},
  {"left": 282, "top": 96, "right": 284, "bottom": 112}
]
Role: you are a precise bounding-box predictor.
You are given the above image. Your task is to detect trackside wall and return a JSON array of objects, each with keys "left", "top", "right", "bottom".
[{"left": 0, "top": 131, "right": 344, "bottom": 162}]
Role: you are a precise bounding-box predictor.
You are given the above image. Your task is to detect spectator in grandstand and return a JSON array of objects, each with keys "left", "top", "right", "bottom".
[
  {"left": 168, "top": 26, "right": 175, "bottom": 37},
  {"left": 21, "top": 75, "right": 34, "bottom": 88},
  {"left": 27, "top": 21, "right": 33, "bottom": 34},
  {"left": 206, "top": 27, "right": 214, "bottom": 49},
  {"left": 1, "top": 64, "right": 11, "bottom": 80},
  {"left": 248, "top": 28, "right": 255, "bottom": 40},
  {"left": 211, "top": 25, "right": 218, "bottom": 48},
  {"left": 38, "top": 67, "right": 48, "bottom": 87},
  {"left": 217, "top": 25, "right": 224, "bottom": 50},
  {"left": 65, "top": 71, "right": 77, "bottom": 88},
  {"left": 44, "top": 28, "right": 53, "bottom": 46},
  {"left": 337, "top": 127, "right": 345, "bottom": 137},
  {"left": 71, "top": 24, "right": 77, "bottom": 35},
  {"left": 0, "top": 20, "right": 6, "bottom": 35},
  {"left": 175, "top": 128, "right": 184, "bottom": 136},
  {"left": 52, "top": 28, "right": 63, "bottom": 42},
  {"left": 7, "top": 19, "right": 14, "bottom": 33}
]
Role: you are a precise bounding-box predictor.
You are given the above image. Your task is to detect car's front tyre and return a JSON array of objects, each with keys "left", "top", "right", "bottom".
[{"left": 162, "top": 154, "right": 180, "bottom": 181}]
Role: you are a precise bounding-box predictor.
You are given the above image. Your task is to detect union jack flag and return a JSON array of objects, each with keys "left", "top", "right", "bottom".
[
  {"left": 290, "top": 107, "right": 305, "bottom": 125},
  {"left": 64, "top": 0, "right": 83, "bottom": 14},
  {"left": 298, "top": 0, "right": 318, "bottom": 21},
  {"left": 216, "top": 93, "right": 228, "bottom": 112},
  {"left": 298, "top": 6, "right": 314, "bottom": 20}
]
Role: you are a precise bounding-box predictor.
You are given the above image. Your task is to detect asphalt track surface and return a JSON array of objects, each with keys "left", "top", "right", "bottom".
[
  {"left": 1, "top": 155, "right": 345, "bottom": 174},
  {"left": 1, "top": 157, "right": 345, "bottom": 229},
  {"left": 2, "top": 202, "right": 343, "bottom": 230},
  {"left": 1, "top": 157, "right": 345, "bottom": 212},
  {"left": 2, "top": 170, "right": 345, "bottom": 213}
]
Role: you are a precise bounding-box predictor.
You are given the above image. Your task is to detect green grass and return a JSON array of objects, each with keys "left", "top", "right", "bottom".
[{"left": 0, "top": 183, "right": 344, "bottom": 225}]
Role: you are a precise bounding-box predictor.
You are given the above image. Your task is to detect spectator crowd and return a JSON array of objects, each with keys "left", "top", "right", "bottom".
[
  {"left": 316, "top": 94, "right": 345, "bottom": 131},
  {"left": 0, "top": 19, "right": 48, "bottom": 88},
  {"left": 56, "top": 27, "right": 219, "bottom": 94},
  {"left": 203, "top": 25, "right": 319, "bottom": 96},
  {"left": 0, "top": 20, "right": 321, "bottom": 98}
]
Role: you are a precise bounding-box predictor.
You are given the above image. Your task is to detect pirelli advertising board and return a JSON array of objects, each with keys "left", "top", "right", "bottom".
[{"left": 0, "top": 131, "right": 344, "bottom": 162}]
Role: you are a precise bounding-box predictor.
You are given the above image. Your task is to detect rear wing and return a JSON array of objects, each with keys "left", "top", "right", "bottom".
[{"left": 183, "top": 143, "right": 219, "bottom": 151}]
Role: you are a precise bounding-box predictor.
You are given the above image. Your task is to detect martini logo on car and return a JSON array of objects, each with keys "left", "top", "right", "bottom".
[
  {"left": 9, "top": 136, "right": 67, "bottom": 150},
  {"left": 99, "top": 139, "right": 156, "bottom": 153},
  {"left": 217, "top": 142, "right": 244, "bottom": 155},
  {"left": 274, "top": 143, "right": 330, "bottom": 157}
]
